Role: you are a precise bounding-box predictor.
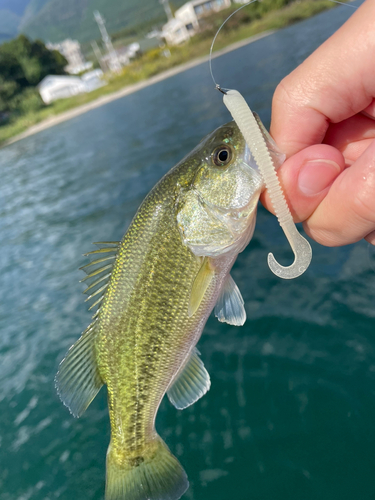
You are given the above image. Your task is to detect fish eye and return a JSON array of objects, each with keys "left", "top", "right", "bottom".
[{"left": 212, "top": 145, "right": 233, "bottom": 167}]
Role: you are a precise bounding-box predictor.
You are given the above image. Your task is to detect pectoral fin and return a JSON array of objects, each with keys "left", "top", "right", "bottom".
[
  {"left": 167, "top": 348, "right": 211, "bottom": 410},
  {"left": 188, "top": 257, "right": 214, "bottom": 317},
  {"left": 214, "top": 274, "right": 246, "bottom": 326}
]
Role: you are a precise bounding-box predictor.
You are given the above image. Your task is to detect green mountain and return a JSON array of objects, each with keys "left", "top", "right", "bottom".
[
  {"left": 0, "top": 10, "right": 21, "bottom": 40},
  {"left": 0, "top": 0, "right": 29, "bottom": 40},
  {"left": 0, "top": 0, "right": 186, "bottom": 44}
]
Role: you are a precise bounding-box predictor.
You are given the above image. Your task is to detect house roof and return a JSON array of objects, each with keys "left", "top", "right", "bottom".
[
  {"left": 162, "top": 18, "right": 185, "bottom": 32},
  {"left": 176, "top": 0, "right": 211, "bottom": 11},
  {"left": 37, "top": 75, "right": 82, "bottom": 89}
]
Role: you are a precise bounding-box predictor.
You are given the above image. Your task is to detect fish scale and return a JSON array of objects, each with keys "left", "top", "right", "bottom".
[
  {"left": 56, "top": 121, "right": 266, "bottom": 500},
  {"left": 99, "top": 179, "right": 204, "bottom": 458}
]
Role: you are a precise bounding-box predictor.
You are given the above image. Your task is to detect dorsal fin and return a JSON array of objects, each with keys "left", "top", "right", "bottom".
[{"left": 80, "top": 242, "right": 119, "bottom": 317}]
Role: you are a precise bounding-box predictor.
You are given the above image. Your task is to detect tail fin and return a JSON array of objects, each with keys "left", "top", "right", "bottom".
[{"left": 106, "top": 436, "right": 189, "bottom": 500}]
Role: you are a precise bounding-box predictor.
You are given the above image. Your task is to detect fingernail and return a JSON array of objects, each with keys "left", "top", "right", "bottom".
[{"left": 298, "top": 159, "right": 341, "bottom": 196}]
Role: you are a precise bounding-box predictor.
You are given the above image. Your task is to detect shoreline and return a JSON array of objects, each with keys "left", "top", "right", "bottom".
[{"left": 2, "top": 30, "right": 273, "bottom": 148}]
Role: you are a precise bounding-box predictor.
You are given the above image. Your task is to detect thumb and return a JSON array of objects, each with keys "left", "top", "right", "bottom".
[{"left": 303, "top": 139, "right": 375, "bottom": 246}]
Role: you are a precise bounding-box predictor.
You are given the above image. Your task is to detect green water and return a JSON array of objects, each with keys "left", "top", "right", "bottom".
[{"left": 1, "top": 3, "right": 374, "bottom": 499}]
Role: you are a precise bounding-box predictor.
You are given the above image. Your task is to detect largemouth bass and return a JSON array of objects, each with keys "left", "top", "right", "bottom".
[{"left": 56, "top": 120, "right": 267, "bottom": 500}]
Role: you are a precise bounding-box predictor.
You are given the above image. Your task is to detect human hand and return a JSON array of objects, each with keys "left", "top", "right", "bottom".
[{"left": 261, "top": 0, "right": 375, "bottom": 247}]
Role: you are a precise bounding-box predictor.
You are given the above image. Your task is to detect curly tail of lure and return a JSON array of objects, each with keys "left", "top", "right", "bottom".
[
  {"left": 223, "top": 90, "right": 312, "bottom": 279},
  {"left": 209, "top": 0, "right": 357, "bottom": 278}
]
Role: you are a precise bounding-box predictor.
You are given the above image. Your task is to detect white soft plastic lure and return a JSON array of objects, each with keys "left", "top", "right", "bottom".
[
  {"left": 223, "top": 89, "right": 312, "bottom": 279},
  {"left": 209, "top": 0, "right": 357, "bottom": 279}
]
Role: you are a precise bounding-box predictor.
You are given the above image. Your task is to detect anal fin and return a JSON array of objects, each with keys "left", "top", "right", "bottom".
[
  {"left": 188, "top": 258, "right": 214, "bottom": 317},
  {"left": 55, "top": 322, "right": 103, "bottom": 417},
  {"left": 214, "top": 274, "right": 246, "bottom": 326},
  {"left": 167, "top": 348, "right": 210, "bottom": 410}
]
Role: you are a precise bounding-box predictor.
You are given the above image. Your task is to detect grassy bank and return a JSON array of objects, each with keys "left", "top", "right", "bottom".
[{"left": 0, "top": 0, "right": 341, "bottom": 146}]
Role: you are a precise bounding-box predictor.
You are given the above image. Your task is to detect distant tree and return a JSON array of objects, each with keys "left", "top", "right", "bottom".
[
  {"left": 10, "top": 87, "right": 44, "bottom": 115},
  {"left": 0, "top": 76, "right": 19, "bottom": 113},
  {"left": 0, "top": 35, "right": 67, "bottom": 86},
  {"left": 0, "top": 34, "right": 67, "bottom": 118},
  {"left": 0, "top": 49, "right": 27, "bottom": 87}
]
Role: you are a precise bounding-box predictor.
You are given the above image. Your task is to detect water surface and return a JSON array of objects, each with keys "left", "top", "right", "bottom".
[{"left": 1, "top": 3, "right": 374, "bottom": 500}]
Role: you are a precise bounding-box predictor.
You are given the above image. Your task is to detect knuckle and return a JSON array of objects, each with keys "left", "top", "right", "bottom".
[
  {"left": 273, "top": 73, "right": 311, "bottom": 110},
  {"left": 272, "top": 79, "right": 293, "bottom": 108}
]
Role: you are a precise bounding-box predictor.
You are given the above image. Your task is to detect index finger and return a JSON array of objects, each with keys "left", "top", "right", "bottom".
[{"left": 270, "top": 0, "right": 375, "bottom": 157}]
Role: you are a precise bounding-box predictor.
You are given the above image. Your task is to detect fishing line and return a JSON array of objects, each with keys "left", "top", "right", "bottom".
[
  {"left": 329, "top": 0, "right": 357, "bottom": 7},
  {"left": 209, "top": 0, "right": 258, "bottom": 92},
  {"left": 208, "top": 0, "right": 358, "bottom": 91}
]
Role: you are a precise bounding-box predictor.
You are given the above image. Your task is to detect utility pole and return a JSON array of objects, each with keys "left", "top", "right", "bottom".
[
  {"left": 91, "top": 41, "right": 106, "bottom": 72},
  {"left": 160, "top": 0, "right": 173, "bottom": 21},
  {"left": 93, "top": 10, "right": 122, "bottom": 73}
]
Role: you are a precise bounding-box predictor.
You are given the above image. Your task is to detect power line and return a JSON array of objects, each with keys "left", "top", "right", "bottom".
[{"left": 93, "top": 10, "right": 122, "bottom": 73}]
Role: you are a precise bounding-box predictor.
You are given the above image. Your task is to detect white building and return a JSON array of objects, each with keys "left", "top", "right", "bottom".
[
  {"left": 162, "top": 0, "right": 231, "bottom": 45},
  {"left": 81, "top": 69, "right": 107, "bottom": 92},
  {"left": 127, "top": 42, "right": 141, "bottom": 59},
  {"left": 162, "top": 18, "right": 192, "bottom": 46},
  {"left": 47, "top": 39, "right": 92, "bottom": 75},
  {"left": 38, "top": 71, "right": 106, "bottom": 104},
  {"left": 38, "top": 75, "right": 85, "bottom": 104},
  {"left": 101, "top": 48, "right": 129, "bottom": 72},
  {"left": 100, "top": 43, "right": 141, "bottom": 72}
]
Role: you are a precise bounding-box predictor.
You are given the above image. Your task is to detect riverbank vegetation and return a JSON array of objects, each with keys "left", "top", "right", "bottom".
[
  {"left": 0, "top": 0, "right": 347, "bottom": 146},
  {"left": 0, "top": 35, "right": 67, "bottom": 121}
]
